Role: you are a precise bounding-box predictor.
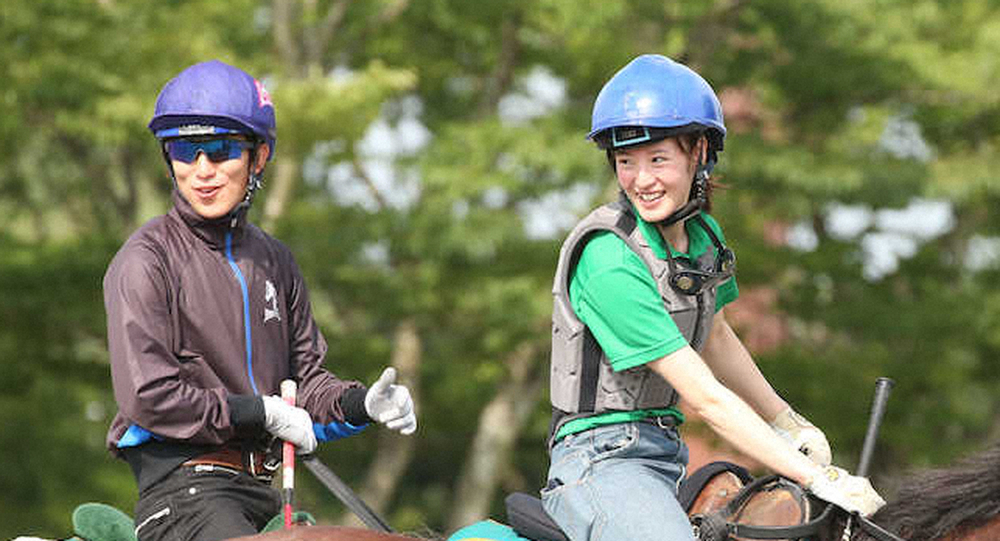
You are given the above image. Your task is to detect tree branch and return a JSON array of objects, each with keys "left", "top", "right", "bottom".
[
  {"left": 478, "top": 12, "right": 521, "bottom": 117},
  {"left": 446, "top": 338, "right": 545, "bottom": 531},
  {"left": 351, "top": 155, "right": 389, "bottom": 211},
  {"left": 375, "top": 0, "right": 411, "bottom": 26},
  {"left": 273, "top": 0, "right": 302, "bottom": 75},
  {"left": 261, "top": 157, "right": 299, "bottom": 232},
  {"left": 307, "top": 0, "right": 354, "bottom": 71}
]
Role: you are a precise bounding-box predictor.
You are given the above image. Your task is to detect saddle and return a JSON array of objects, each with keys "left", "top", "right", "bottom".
[{"left": 504, "top": 461, "right": 836, "bottom": 541}]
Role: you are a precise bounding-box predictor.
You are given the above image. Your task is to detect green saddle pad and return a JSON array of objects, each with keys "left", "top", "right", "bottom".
[
  {"left": 261, "top": 511, "right": 317, "bottom": 532},
  {"left": 72, "top": 502, "right": 316, "bottom": 539},
  {"left": 72, "top": 503, "right": 137, "bottom": 541}
]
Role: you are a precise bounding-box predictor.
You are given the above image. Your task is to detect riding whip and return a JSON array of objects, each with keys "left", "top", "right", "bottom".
[
  {"left": 857, "top": 377, "right": 894, "bottom": 478},
  {"left": 281, "top": 379, "right": 297, "bottom": 530},
  {"left": 848, "top": 377, "right": 905, "bottom": 541},
  {"left": 301, "top": 455, "right": 395, "bottom": 533}
]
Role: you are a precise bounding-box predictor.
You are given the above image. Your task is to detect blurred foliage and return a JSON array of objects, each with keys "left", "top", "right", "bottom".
[{"left": 2, "top": 0, "right": 1000, "bottom": 537}]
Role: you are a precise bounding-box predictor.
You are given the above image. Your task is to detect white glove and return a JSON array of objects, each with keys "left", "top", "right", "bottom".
[
  {"left": 262, "top": 395, "right": 317, "bottom": 454},
  {"left": 770, "top": 407, "right": 832, "bottom": 466},
  {"left": 365, "top": 367, "right": 417, "bottom": 435},
  {"left": 807, "top": 465, "right": 886, "bottom": 516}
]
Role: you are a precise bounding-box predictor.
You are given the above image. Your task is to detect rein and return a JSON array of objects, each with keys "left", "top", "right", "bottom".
[{"left": 853, "top": 515, "right": 906, "bottom": 541}]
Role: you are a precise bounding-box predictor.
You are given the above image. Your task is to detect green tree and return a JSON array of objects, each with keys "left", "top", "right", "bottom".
[{"left": 3, "top": 0, "right": 1000, "bottom": 537}]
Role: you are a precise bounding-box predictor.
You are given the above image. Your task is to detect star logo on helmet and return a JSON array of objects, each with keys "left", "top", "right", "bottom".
[{"left": 255, "top": 79, "right": 273, "bottom": 108}]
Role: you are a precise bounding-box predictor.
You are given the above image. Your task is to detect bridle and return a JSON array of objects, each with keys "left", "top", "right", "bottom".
[{"left": 690, "top": 475, "right": 905, "bottom": 541}]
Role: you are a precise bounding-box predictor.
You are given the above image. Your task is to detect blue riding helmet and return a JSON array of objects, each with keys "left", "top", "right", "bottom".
[
  {"left": 589, "top": 54, "right": 725, "bottom": 162},
  {"left": 148, "top": 60, "right": 276, "bottom": 160}
]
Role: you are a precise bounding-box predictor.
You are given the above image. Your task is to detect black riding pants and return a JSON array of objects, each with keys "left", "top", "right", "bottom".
[{"left": 133, "top": 465, "right": 280, "bottom": 541}]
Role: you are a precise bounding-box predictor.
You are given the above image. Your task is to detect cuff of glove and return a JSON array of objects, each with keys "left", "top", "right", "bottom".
[
  {"left": 228, "top": 394, "right": 266, "bottom": 438},
  {"left": 770, "top": 407, "right": 810, "bottom": 432},
  {"left": 341, "top": 386, "right": 371, "bottom": 426}
]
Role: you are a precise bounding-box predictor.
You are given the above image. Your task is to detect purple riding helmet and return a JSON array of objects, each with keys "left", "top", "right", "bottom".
[
  {"left": 149, "top": 60, "right": 276, "bottom": 218},
  {"left": 149, "top": 59, "right": 276, "bottom": 157}
]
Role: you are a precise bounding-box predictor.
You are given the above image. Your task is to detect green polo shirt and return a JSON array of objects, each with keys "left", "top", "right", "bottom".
[{"left": 555, "top": 213, "right": 738, "bottom": 441}]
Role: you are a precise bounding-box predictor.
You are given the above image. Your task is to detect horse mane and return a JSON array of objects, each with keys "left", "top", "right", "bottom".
[{"left": 863, "top": 441, "right": 1000, "bottom": 541}]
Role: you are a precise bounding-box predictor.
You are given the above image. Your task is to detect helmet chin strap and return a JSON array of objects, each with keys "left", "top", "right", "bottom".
[
  {"left": 227, "top": 150, "right": 264, "bottom": 229},
  {"left": 656, "top": 160, "right": 712, "bottom": 228}
]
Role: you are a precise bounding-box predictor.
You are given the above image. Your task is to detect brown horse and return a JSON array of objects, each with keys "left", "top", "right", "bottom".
[
  {"left": 228, "top": 442, "right": 1000, "bottom": 541},
  {"left": 229, "top": 526, "right": 431, "bottom": 541},
  {"left": 17, "top": 442, "right": 994, "bottom": 541}
]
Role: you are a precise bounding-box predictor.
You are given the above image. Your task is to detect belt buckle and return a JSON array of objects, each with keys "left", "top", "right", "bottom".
[
  {"left": 654, "top": 415, "right": 675, "bottom": 430},
  {"left": 247, "top": 450, "right": 277, "bottom": 482},
  {"left": 262, "top": 452, "right": 281, "bottom": 474}
]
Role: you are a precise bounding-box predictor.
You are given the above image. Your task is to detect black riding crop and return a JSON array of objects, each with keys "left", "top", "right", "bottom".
[{"left": 300, "top": 455, "right": 395, "bottom": 533}]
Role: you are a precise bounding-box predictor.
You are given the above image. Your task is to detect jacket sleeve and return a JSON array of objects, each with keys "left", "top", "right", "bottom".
[
  {"left": 104, "top": 241, "right": 239, "bottom": 445},
  {"left": 282, "top": 252, "right": 370, "bottom": 429}
]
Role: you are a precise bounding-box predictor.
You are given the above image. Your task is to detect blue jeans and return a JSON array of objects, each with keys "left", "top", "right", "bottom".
[{"left": 541, "top": 422, "right": 694, "bottom": 541}]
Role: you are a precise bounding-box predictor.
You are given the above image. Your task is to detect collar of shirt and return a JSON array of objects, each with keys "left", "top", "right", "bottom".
[
  {"left": 170, "top": 188, "right": 247, "bottom": 250},
  {"left": 632, "top": 207, "right": 715, "bottom": 262}
]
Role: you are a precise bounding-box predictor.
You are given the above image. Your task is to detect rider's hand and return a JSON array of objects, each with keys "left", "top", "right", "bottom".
[
  {"left": 770, "top": 407, "right": 832, "bottom": 466},
  {"left": 807, "top": 465, "right": 886, "bottom": 516},
  {"left": 365, "top": 367, "right": 417, "bottom": 435},
  {"left": 262, "top": 395, "right": 317, "bottom": 454}
]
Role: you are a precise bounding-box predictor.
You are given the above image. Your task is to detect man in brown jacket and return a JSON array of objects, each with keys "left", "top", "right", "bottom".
[{"left": 103, "top": 60, "right": 417, "bottom": 541}]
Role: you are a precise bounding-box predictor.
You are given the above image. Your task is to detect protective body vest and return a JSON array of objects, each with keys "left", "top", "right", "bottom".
[{"left": 549, "top": 199, "right": 724, "bottom": 443}]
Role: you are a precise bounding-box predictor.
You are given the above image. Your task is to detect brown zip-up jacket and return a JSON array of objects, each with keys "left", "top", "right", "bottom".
[{"left": 104, "top": 190, "right": 367, "bottom": 489}]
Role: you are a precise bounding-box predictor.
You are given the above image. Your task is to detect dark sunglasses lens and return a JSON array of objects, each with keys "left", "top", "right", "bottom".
[
  {"left": 165, "top": 140, "right": 196, "bottom": 163},
  {"left": 205, "top": 140, "right": 244, "bottom": 161},
  {"left": 166, "top": 139, "right": 246, "bottom": 163}
]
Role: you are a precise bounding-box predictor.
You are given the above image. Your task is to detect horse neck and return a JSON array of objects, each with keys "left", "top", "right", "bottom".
[
  {"left": 230, "top": 526, "right": 431, "bottom": 541},
  {"left": 855, "top": 443, "right": 1000, "bottom": 541},
  {"left": 940, "top": 514, "right": 1000, "bottom": 541}
]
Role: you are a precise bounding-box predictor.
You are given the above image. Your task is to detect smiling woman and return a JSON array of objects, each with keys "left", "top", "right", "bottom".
[{"left": 539, "top": 54, "right": 884, "bottom": 541}]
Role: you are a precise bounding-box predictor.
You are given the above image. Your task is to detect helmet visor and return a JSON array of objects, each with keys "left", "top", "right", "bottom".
[{"left": 593, "top": 124, "right": 706, "bottom": 150}]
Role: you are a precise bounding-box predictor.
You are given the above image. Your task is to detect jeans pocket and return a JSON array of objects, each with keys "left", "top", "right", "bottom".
[
  {"left": 592, "top": 424, "right": 637, "bottom": 461},
  {"left": 134, "top": 501, "right": 174, "bottom": 541},
  {"left": 540, "top": 476, "right": 566, "bottom": 498}
]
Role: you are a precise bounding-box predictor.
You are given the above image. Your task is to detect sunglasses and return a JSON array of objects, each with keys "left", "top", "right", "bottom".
[{"left": 165, "top": 138, "right": 255, "bottom": 164}]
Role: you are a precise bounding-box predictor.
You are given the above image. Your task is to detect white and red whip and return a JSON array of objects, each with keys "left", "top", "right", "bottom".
[{"left": 280, "top": 379, "right": 297, "bottom": 529}]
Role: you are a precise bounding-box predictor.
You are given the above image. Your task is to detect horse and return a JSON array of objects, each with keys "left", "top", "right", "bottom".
[
  {"left": 230, "top": 442, "right": 1000, "bottom": 541},
  {"left": 228, "top": 526, "right": 432, "bottom": 541},
  {"left": 19, "top": 442, "right": 1000, "bottom": 541}
]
